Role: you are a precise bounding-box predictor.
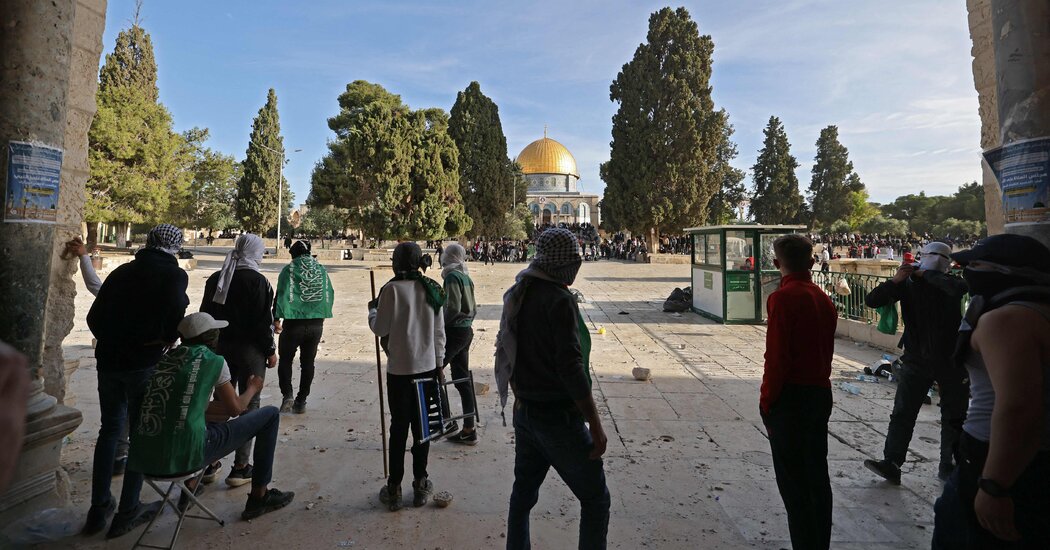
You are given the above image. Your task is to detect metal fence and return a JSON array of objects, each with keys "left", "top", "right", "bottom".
[{"left": 811, "top": 270, "right": 895, "bottom": 324}]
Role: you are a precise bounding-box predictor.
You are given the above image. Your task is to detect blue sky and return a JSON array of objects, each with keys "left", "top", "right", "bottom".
[{"left": 103, "top": 0, "right": 981, "bottom": 207}]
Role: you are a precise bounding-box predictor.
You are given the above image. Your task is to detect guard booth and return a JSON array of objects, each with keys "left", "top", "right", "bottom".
[{"left": 684, "top": 225, "right": 806, "bottom": 324}]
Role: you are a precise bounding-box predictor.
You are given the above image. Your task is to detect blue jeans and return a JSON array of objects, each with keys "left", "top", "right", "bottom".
[
  {"left": 91, "top": 367, "right": 154, "bottom": 512},
  {"left": 507, "top": 400, "right": 610, "bottom": 550},
  {"left": 204, "top": 406, "right": 280, "bottom": 489}
]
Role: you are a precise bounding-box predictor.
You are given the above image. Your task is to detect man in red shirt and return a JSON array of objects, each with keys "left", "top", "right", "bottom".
[{"left": 760, "top": 234, "right": 838, "bottom": 550}]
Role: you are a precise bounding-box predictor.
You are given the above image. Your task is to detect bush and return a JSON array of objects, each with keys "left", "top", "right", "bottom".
[
  {"left": 859, "top": 215, "right": 908, "bottom": 236},
  {"left": 828, "top": 219, "right": 852, "bottom": 234},
  {"left": 931, "top": 218, "right": 985, "bottom": 238}
]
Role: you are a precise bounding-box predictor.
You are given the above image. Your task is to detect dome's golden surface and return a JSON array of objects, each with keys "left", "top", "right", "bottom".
[{"left": 515, "top": 137, "right": 578, "bottom": 177}]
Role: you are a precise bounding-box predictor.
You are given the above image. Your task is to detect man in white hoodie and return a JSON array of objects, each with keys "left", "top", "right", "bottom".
[{"left": 369, "top": 242, "right": 446, "bottom": 512}]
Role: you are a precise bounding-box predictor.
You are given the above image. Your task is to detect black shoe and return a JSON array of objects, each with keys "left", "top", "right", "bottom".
[
  {"left": 242, "top": 488, "right": 295, "bottom": 520},
  {"left": 202, "top": 461, "right": 222, "bottom": 484},
  {"left": 380, "top": 484, "right": 402, "bottom": 512},
  {"left": 112, "top": 456, "right": 127, "bottom": 476},
  {"left": 226, "top": 464, "right": 253, "bottom": 487},
  {"left": 106, "top": 501, "right": 163, "bottom": 539},
  {"left": 443, "top": 421, "right": 459, "bottom": 435},
  {"left": 938, "top": 463, "right": 954, "bottom": 481},
  {"left": 447, "top": 429, "right": 478, "bottom": 446},
  {"left": 280, "top": 396, "right": 294, "bottom": 413},
  {"left": 292, "top": 398, "right": 306, "bottom": 414},
  {"left": 412, "top": 478, "right": 433, "bottom": 507},
  {"left": 864, "top": 459, "right": 902, "bottom": 485},
  {"left": 82, "top": 498, "right": 115, "bottom": 535}
]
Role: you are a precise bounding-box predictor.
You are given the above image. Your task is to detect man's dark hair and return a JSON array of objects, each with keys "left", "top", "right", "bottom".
[{"left": 773, "top": 234, "right": 815, "bottom": 273}]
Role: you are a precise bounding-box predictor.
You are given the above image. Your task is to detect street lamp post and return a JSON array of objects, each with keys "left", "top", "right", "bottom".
[{"left": 253, "top": 143, "right": 301, "bottom": 253}]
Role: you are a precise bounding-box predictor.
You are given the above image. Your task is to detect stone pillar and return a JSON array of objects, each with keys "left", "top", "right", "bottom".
[
  {"left": 967, "top": 0, "right": 1006, "bottom": 235},
  {"left": 989, "top": 0, "right": 1050, "bottom": 249},
  {"left": 0, "top": 0, "right": 104, "bottom": 525}
]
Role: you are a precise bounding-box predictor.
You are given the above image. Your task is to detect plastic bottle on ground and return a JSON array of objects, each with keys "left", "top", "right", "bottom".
[{"left": 839, "top": 382, "right": 861, "bottom": 395}]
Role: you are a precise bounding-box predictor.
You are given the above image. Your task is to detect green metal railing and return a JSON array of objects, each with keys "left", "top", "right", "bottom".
[{"left": 811, "top": 271, "right": 895, "bottom": 324}]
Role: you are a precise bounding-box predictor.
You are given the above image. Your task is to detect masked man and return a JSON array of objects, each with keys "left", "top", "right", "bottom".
[{"left": 863, "top": 242, "right": 969, "bottom": 483}]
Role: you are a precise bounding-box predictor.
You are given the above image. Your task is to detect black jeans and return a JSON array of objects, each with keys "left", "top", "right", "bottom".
[
  {"left": 278, "top": 319, "right": 324, "bottom": 400},
  {"left": 507, "top": 400, "right": 609, "bottom": 550},
  {"left": 441, "top": 327, "right": 475, "bottom": 429},
  {"left": 884, "top": 361, "right": 969, "bottom": 468},
  {"left": 763, "top": 384, "right": 833, "bottom": 550},
  {"left": 220, "top": 344, "right": 267, "bottom": 466},
  {"left": 387, "top": 369, "right": 435, "bottom": 486},
  {"left": 933, "top": 432, "right": 1050, "bottom": 549},
  {"left": 91, "top": 367, "right": 153, "bottom": 513}
]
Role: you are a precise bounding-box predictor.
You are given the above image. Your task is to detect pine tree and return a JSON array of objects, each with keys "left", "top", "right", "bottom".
[
  {"left": 86, "top": 14, "right": 189, "bottom": 246},
  {"left": 309, "top": 81, "right": 470, "bottom": 240},
  {"left": 237, "top": 88, "right": 285, "bottom": 234},
  {"left": 601, "top": 7, "right": 725, "bottom": 241},
  {"left": 706, "top": 114, "right": 747, "bottom": 224},
  {"left": 448, "top": 82, "right": 526, "bottom": 238},
  {"left": 808, "top": 125, "right": 864, "bottom": 227},
  {"left": 749, "top": 116, "right": 804, "bottom": 224}
]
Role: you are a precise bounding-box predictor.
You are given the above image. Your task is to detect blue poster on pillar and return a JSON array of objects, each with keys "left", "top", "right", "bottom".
[
  {"left": 4, "top": 141, "right": 63, "bottom": 224},
  {"left": 983, "top": 137, "right": 1050, "bottom": 226}
]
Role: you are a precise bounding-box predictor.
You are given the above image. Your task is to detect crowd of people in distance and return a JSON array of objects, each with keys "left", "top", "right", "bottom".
[
  {"left": 811, "top": 232, "right": 982, "bottom": 260},
  {"left": 658, "top": 234, "right": 690, "bottom": 255}
]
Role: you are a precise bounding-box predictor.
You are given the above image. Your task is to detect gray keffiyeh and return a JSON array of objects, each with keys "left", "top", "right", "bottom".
[
  {"left": 145, "top": 224, "right": 183, "bottom": 256},
  {"left": 212, "top": 234, "right": 265, "bottom": 305},
  {"left": 530, "top": 227, "right": 583, "bottom": 286},
  {"left": 440, "top": 242, "right": 469, "bottom": 279}
]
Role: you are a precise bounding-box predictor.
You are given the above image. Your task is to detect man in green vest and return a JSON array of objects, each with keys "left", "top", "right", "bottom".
[{"left": 128, "top": 312, "right": 295, "bottom": 521}]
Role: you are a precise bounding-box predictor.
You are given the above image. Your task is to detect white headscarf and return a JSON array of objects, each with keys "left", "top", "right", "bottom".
[
  {"left": 212, "top": 234, "right": 265, "bottom": 305},
  {"left": 919, "top": 242, "right": 952, "bottom": 273},
  {"left": 440, "top": 243, "right": 469, "bottom": 279}
]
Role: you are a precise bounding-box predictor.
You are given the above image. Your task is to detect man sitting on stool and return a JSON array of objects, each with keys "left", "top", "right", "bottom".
[{"left": 129, "top": 312, "right": 294, "bottom": 520}]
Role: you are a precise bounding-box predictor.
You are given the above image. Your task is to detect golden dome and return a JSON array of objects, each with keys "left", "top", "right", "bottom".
[{"left": 515, "top": 135, "right": 579, "bottom": 178}]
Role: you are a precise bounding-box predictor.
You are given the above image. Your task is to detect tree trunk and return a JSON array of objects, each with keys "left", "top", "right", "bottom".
[
  {"left": 86, "top": 222, "right": 98, "bottom": 249},
  {"left": 115, "top": 222, "right": 128, "bottom": 248}
]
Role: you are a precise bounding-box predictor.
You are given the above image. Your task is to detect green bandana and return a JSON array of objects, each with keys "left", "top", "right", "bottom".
[{"left": 392, "top": 271, "right": 446, "bottom": 313}]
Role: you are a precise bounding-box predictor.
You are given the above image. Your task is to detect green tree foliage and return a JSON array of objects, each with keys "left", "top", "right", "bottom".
[
  {"left": 448, "top": 81, "right": 526, "bottom": 238},
  {"left": 932, "top": 218, "right": 985, "bottom": 238},
  {"left": 828, "top": 220, "right": 852, "bottom": 234},
  {"left": 749, "top": 116, "right": 804, "bottom": 224},
  {"left": 808, "top": 125, "right": 865, "bottom": 227},
  {"left": 601, "top": 7, "right": 726, "bottom": 236},
  {"left": 846, "top": 188, "right": 879, "bottom": 230},
  {"left": 168, "top": 128, "right": 240, "bottom": 233},
  {"left": 237, "top": 88, "right": 285, "bottom": 234},
  {"left": 503, "top": 203, "right": 534, "bottom": 241},
  {"left": 87, "top": 20, "right": 190, "bottom": 241},
  {"left": 859, "top": 215, "right": 908, "bottom": 236},
  {"left": 881, "top": 182, "right": 985, "bottom": 234},
  {"left": 706, "top": 116, "right": 747, "bottom": 224},
  {"left": 300, "top": 206, "right": 349, "bottom": 241},
  {"left": 309, "top": 81, "right": 471, "bottom": 240}
]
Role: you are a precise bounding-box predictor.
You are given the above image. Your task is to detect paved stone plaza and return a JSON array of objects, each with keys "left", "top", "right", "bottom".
[{"left": 49, "top": 251, "right": 947, "bottom": 549}]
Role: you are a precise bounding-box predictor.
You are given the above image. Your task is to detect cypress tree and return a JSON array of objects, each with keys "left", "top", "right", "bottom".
[
  {"left": 602, "top": 7, "right": 725, "bottom": 241},
  {"left": 309, "top": 81, "right": 470, "bottom": 240},
  {"left": 87, "top": 15, "right": 189, "bottom": 246},
  {"left": 749, "top": 116, "right": 804, "bottom": 224},
  {"left": 448, "top": 82, "right": 525, "bottom": 238},
  {"left": 237, "top": 88, "right": 285, "bottom": 234},
  {"left": 706, "top": 115, "right": 747, "bottom": 224},
  {"left": 808, "top": 125, "right": 864, "bottom": 227}
]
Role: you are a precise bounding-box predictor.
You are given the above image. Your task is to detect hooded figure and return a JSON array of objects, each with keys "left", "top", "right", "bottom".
[
  {"left": 438, "top": 243, "right": 479, "bottom": 444},
  {"left": 918, "top": 242, "right": 953, "bottom": 273},
  {"left": 200, "top": 233, "right": 276, "bottom": 484},
  {"left": 368, "top": 241, "right": 447, "bottom": 511},
  {"left": 145, "top": 224, "right": 184, "bottom": 256},
  {"left": 495, "top": 227, "right": 610, "bottom": 549},
  {"left": 273, "top": 240, "right": 335, "bottom": 414}
]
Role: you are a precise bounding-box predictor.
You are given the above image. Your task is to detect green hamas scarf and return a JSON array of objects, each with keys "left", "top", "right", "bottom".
[{"left": 392, "top": 271, "right": 446, "bottom": 313}]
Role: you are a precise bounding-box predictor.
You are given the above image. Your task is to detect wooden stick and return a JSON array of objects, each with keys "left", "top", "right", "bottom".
[{"left": 370, "top": 269, "right": 389, "bottom": 478}]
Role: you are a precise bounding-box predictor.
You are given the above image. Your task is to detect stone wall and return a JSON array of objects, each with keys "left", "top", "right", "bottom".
[
  {"left": 41, "top": 0, "right": 106, "bottom": 403},
  {"left": 967, "top": 0, "right": 1005, "bottom": 235}
]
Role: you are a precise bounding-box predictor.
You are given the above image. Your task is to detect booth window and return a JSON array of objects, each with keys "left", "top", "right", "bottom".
[
  {"left": 725, "top": 230, "right": 754, "bottom": 270},
  {"left": 692, "top": 234, "right": 707, "bottom": 265},
  {"left": 705, "top": 235, "right": 722, "bottom": 267}
]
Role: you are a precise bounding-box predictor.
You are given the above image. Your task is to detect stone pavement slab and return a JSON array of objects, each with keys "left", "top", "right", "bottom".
[{"left": 40, "top": 255, "right": 945, "bottom": 549}]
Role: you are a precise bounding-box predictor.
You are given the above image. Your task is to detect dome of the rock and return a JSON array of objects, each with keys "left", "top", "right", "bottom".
[{"left": 515, "top": 136, "right": 579, "bottom": 178}]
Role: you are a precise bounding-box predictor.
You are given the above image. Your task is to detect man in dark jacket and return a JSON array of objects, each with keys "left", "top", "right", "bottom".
[
  {"left": 84, "top": 224, "right": 189, "bottom": 538},
  {"left": 498, "top": 227, "right": 609, "bottom": 550},
  {"left": 201, "top": 234, "right": 277, "bottom": 487},
  {"left": 864, "top": 242, "right": 969, "bottom": 483}
]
